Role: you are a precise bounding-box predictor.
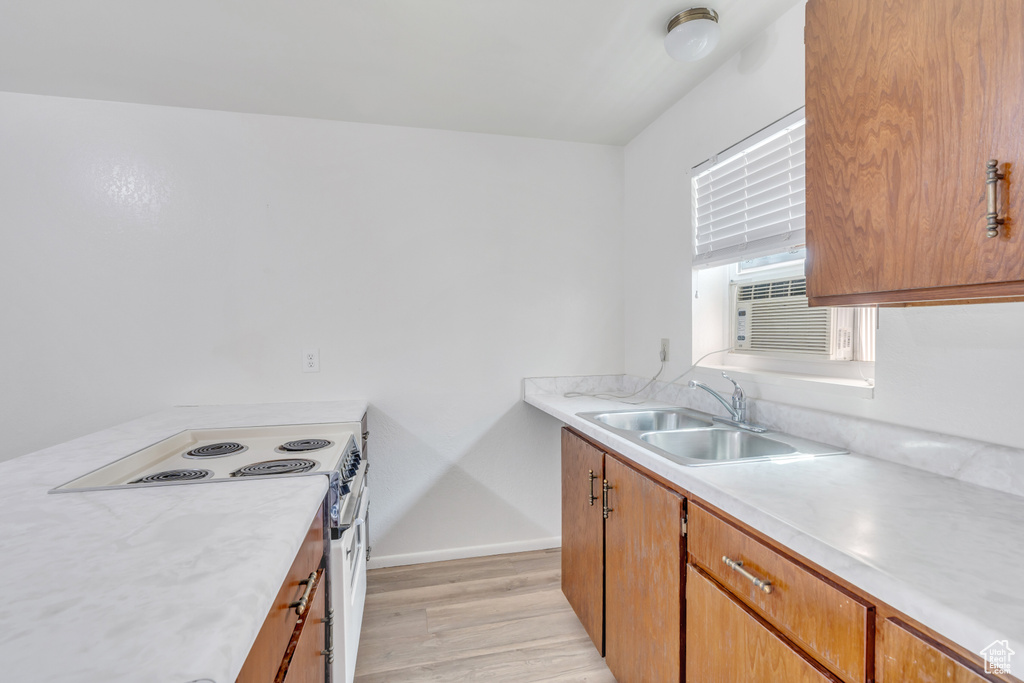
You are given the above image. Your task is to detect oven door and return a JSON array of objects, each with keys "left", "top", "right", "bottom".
[{"left": 331, "top": 485, "right": 368, "bottom": 683}]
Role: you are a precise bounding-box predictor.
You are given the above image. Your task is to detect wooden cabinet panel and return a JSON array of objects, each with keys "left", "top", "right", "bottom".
[
  {"left": 281, "top": 568, "right": 327, "bottom": 683},
  {"left": 805, "top": 0, "right": 1024, "bottom": 305},
  {"left": 687, "top": 565, "right": 841, "bottom": 683},
  {"left": 238, "top": 504, "right": 325, "bottom": 683},
  {"left": 689, "top": 503, "right": 872, "bottom": 683},
  {"left": 560, "top": 428, "right": 605, "bottom": 653},
  {"left": 604, "top": 455, "right": 684, "bottom": 683},
  {"left": 878, "top": 619, "right": 999, "bottom": 683}
]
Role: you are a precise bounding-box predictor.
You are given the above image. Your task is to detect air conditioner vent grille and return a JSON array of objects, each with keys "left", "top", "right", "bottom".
[{"left": 737, "top": 278, "right": 807, "bottom": 301}]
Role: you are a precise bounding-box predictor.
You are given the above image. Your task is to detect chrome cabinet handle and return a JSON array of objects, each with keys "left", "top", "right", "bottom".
[
  {"left": 602, "top": 480, "right": 613, "bottom": 519},
  {"left": 289, "top": 572, "right": 317, "bottom": 615},
  {"left": 588, "top": 470, "right": 597, "bottom": 506},
  {"left": 986, "top": 159, "right": 1006, "bottom": 238},
  {"left": 723, "top": 555, "right": 773, "bottom": 594}
]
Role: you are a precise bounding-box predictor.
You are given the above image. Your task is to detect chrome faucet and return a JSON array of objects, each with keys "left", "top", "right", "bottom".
[{"left": 688, "top": 373, "right": 766, "bottom": 432}]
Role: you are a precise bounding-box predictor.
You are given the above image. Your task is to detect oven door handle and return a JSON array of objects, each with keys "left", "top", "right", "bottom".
[
  {"left": 336, "top": 465, "right": 367, "bottom": 530},
  {"left": 344, "top": 517, "right": 365, "bottom": 558}
]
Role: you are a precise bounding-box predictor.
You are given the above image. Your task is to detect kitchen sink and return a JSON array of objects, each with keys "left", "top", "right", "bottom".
[
  {"left": 578, "top": 408, "right": 714, "bottom": 432},
  {"left": 641, "top": 428, "right": 797, "bottom": 464},
  {"left": 575, "top": 407, "right": 847, "bottom": 466}
]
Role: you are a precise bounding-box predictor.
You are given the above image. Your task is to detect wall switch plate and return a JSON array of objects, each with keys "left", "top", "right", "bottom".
[
  {"left": 660, "top": 338, "right": 670, "bottom": 362},
  {"left": 303, "top": 349, "right": 320, "bottom": 373}
]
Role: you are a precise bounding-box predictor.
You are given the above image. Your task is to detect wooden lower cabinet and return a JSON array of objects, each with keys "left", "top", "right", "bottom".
[
  {"left": 561, "top": 428, "right": 605, "bottom": 653},
  {"left": 281, "top": 568, "right": 328, "bottom": 683},
  {"left": 237, "top": 504, "right": 327, "bottom": 683},
  {"left": 688, "top": 503, "right": 872, "bottom": 683},
  {"left": 560, "top": 429, "right": 685, "bottom": 681},
  {"left": 878, "top": 619, "right": 998, "bottom": 683},
  {"left": 604, "top": 454, "right": 685, "bottom": 683},
  {"left": 561, "top": 427, "right": 1014, "bottom": 683},
  {"left": 687, "top": 565, "right": 840, "bottom": 683}
]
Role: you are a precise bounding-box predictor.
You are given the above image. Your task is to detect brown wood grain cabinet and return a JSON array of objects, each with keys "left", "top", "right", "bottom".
[
  {"left": 688, "top": 503, "right": 873, "bottom": 683},
  {"left": 604, "top": 454, "right": 685, "bottom": 683},
  {"left": 805, "top": 0, "right": 1024, "bottom": 305},
  {"left": 560, "top": 428, "right": 605, "bottom": 653},
  {"left": 560, "top": 428, "right": 685, "bottom": 682},
  {"left": 878, "top": 618, "right": 1001, "bottom": 683},
  {"left": 561, "top": 428, "right": 1018, "bottom": 682},
  {"left": 237, "top": 503, "right": 327, "bottom": 683},
  {"left": 280, "top": 568, "right": 328, "bottom": 683},
  {"left": 687, "top": 565, "right": 841, "bottom": 683}
]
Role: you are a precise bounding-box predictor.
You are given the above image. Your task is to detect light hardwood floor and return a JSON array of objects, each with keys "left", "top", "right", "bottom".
[{"left": 354, "top": 548, "right": 616, "bottom": 682}]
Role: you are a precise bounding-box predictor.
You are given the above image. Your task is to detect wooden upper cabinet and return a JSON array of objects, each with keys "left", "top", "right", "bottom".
[
  {"left": 560, "top": 428, "right": 605, "bottom": 654},
  {"left": 604, "top": 455, "right": 685, "bottom": 683},
  {"left": 805, "top": 0, "right": 1024, "bottom": 305}
]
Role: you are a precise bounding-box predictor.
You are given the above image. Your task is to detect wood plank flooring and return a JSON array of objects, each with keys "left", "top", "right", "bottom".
[{"left": 354, "top": 548, "right": 616, "bottom": 682}]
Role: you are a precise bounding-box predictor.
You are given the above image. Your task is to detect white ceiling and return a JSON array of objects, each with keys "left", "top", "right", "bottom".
[{"left": 0, "top": 0, "right": 802, "bottom": 145}]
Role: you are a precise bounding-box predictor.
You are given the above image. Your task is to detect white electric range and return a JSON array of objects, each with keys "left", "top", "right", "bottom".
[{"left": 50, "top": 421, "right": 370, "bottom": 683}]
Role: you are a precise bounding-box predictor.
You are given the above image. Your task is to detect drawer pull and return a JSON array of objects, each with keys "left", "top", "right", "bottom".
[
  {"left": 289, "top": 572, "right": 317, "bottom": 616},
  {"left": 588, "top": 470, "right": 597, "bottom": 506},
  {"left": 723, "top": 555, "right": 773, "bottom": 594},
  {"left": 602, "top": 480, "right": 613, "bottom": 519}
]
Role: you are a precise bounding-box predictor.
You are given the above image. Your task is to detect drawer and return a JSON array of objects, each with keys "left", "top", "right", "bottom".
[
  {"left": 687, "top": 564, "right": 841, "bottom": 683},
  {"left": 689, "top": 503, "right": 872, "bottom": 683}
]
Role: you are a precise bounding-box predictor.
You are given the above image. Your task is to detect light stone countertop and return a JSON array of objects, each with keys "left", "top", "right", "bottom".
[
  {"left": 0, "top": 400, "right": 367, "bottom": 683},
  {"left": 526, "top": 391, "right": 1024, "bottom": 665}
]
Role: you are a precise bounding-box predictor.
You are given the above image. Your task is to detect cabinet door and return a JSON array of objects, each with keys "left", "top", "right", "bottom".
[
  {"left": 877, "top": 619, "right": 996, "bottom": 683},
  {"left": 805, "top": 0, "right": 1024, "bottom": 305},
  {"left": 604, "top": 455, "right": 684, "bottom": 683},
  {"left": 560, "top": 428, "right": 605, "bottom": 653},
  {"left": 687, "top": 565, "right": 840, "bottom": 683}
]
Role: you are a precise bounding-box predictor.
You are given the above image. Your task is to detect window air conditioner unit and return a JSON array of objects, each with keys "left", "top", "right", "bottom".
[{"left": 732, "top": 277, "right": 853, "bottom": 361}]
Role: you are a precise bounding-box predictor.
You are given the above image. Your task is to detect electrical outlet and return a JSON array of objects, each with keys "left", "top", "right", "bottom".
[
  {"left": 302, "top": 349, "right": 320, "bottom": 373},
  {"left": 660, "top": 338, "right": 670, "bottom": 362}
]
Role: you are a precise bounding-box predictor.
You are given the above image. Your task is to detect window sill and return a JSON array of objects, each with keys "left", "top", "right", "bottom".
[{"left": 701, "top": 363, "right": 875, "bottom": 399}]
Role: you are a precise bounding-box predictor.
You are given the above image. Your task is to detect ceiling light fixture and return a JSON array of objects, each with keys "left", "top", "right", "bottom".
[{"left": 664, "top": 8, "right": 721, "bottom": 62}]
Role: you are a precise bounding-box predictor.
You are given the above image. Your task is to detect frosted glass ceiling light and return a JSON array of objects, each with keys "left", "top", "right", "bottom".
[{"left": 664, "top": 8, "right": 721, "bottom": 62}]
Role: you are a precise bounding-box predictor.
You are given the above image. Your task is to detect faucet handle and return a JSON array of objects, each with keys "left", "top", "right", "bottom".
[{"left": 721, "top": 372, "right": 744, "bottom": 399}]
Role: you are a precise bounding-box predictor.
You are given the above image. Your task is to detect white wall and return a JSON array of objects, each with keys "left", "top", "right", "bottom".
[
  {"left": 0, "top": 92, "right": 625, "bottom": 562},
  {"left": 623, "top": 3, "right": 1024, "bottom": 451}
]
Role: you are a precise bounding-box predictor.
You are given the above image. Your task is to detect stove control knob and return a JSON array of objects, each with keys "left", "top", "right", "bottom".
[{"left": 339, "top": 482, "right": 351, "bottom": 496}]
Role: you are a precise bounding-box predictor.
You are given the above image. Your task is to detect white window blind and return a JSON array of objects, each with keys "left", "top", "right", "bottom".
[{"left": 691, "top": 109, "right": 805, "bottom": 268}]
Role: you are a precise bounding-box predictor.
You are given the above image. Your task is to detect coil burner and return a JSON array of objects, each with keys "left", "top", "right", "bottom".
[
  {"left": 230, "top": 458, "right": 318, "bottom": 477},
  {"left": 129, "top": 469, "right": 213, "bottom": 484},
  {"left": 278, "top": 439, "right": 333, "bottom": 453},
  {"left": 184, "top": 442, "right": 247, "bottom": 459}
]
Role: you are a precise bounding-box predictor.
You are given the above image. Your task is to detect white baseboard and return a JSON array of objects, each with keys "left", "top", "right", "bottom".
[{"left": 367, "top": 536, "right": 561, "bottom": 570}]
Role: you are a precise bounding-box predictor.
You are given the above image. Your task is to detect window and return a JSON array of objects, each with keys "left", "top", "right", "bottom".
[
  {"left": 690, "top": 109, "right": 875, "bottom": 391},
  {"left": 692, "top": 109, "right": 805, "bottom": 268}
]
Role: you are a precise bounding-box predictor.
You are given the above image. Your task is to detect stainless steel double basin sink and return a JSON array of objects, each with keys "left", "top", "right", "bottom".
[{"left": 576, "top": 408, "right": 847, "bottom": 467}]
